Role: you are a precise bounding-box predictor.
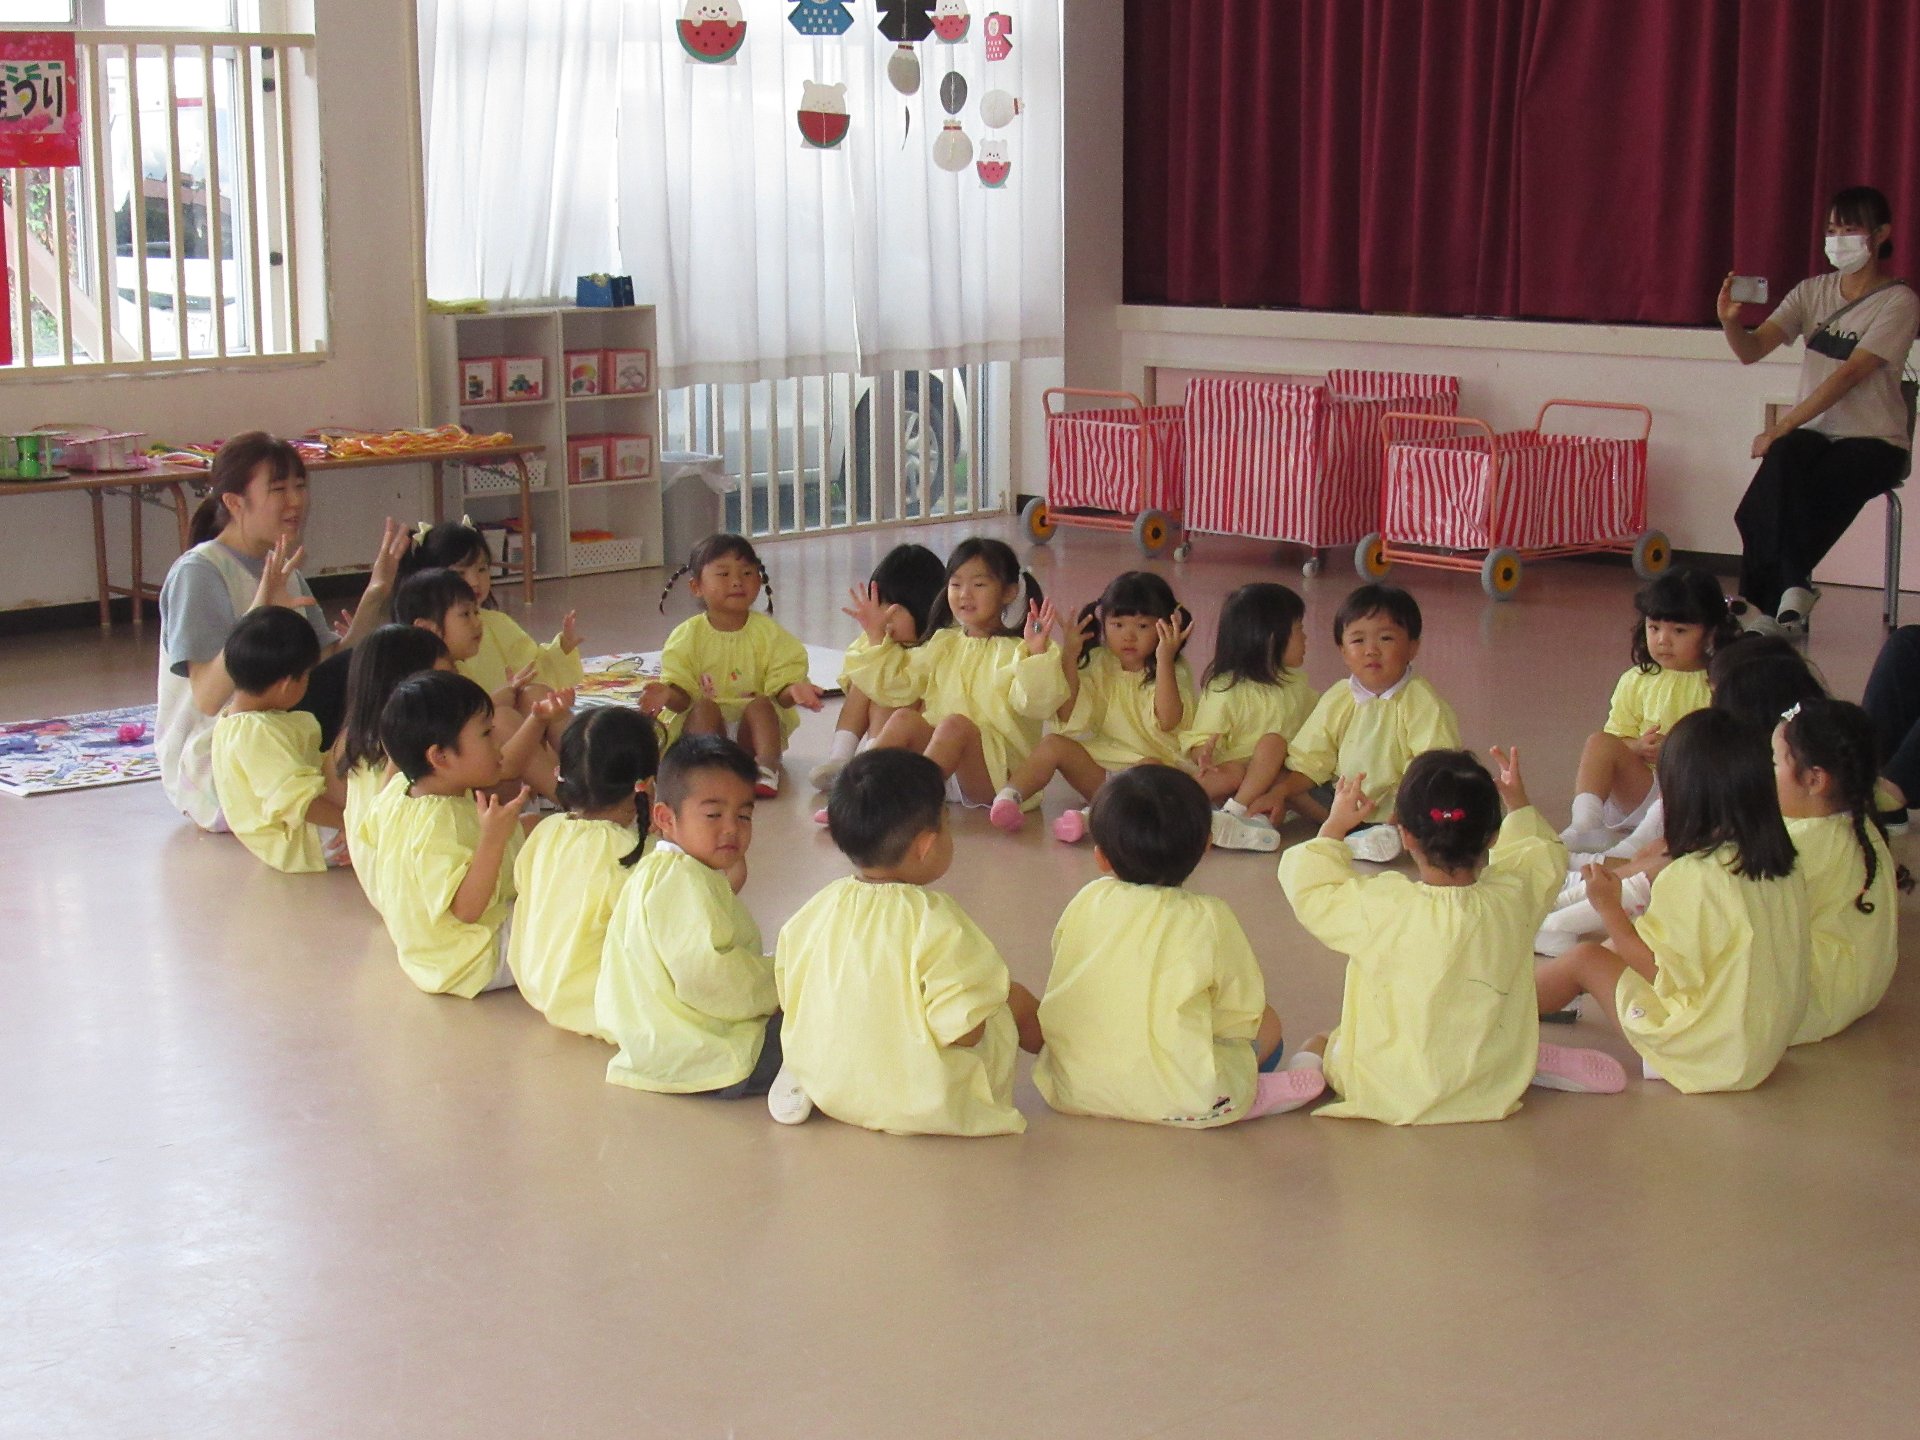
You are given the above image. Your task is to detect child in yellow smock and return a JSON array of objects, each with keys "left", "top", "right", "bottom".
[
  {"left": 770, "top": 748, "right": 1042, "bottom": 1134},
  {"left": 1535, "top": 708, "right": 1809, "bottom": 1093},
  {"left": 510, "top": 708, "right": 660, "bottom": 1041},
  {"left": 597, "top": 736, "right": 783, "bottom": 1097},
  {"left": 363, "top": 670, "right": 530, "bottom": 997},
  {"left": 810, "top": 541, "right": 947, "bottom": 794},
  {"left": 1562, "top": 567, "right": 1733, "bottom": 853},
  {"left": 209, "top": 606, "right": 348, "bottom": 874},
  {"left": 1186, "top": 581, "right": 1318, "bottom": 854},
  {"left": 1035, "top": 766, "right": 1325, "bottom": 1126},
  {"left": 841, "top": 536, "right": 1066, "bottom": 812},
  {"left": 1280, "top": 748, "right": 1627, "bottom": 1124},
  {"left": 331, "top": 624, "right": 451, "bottom": 909},
  {"left": 1270, "top": 584, "right": 1461, "bottom": 864},
  {"left": 1774, "top": 699, "right": 1901, "bottom": 1045},
  {"left": 988, "top": 570, "right": 1195, "bottom": 844},
  {"left": 640, "top": 533, "right": 823, "bottom": 800}
]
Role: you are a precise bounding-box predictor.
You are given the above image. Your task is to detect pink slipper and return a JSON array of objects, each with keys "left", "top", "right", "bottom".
[
  {"left": 1245, "top": 1066, "right": 1326, "bottom": 1117},
  {"left": 812, "top": 807, "right": 830, "bottom": 827},
  {"left": 1531, "top": 1042, "right": 1628, "bottom": 1094},
  {"left": 989, "top": 796, "right": 1025, "bottom": 832},
  {"left": 1050, "top": 808, "right": 1089, "bottom": 844}
]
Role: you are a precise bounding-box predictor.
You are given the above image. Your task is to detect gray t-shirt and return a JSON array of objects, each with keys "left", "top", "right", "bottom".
[
  {"left": 1766, "top": 273, "right": 1920, "bottom": 448},
  {"left": 158, "top": 541, "right": 331, "bottom": 678}
]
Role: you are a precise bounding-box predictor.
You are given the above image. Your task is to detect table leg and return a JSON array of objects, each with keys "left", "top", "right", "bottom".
[
  {"left": 514, "top": 456, "right": 534, "bottom": 604},
  {"left": 164, "top": 482, "right": 190, "bottom": 549},
  {"left": 432, "top": 459, "right": 446, "bottom": 525},
  {"left": 88, "top": 489, "right": 110, "bottom": 629},
  {"left": 130, "top": 485, "right": 146, "bottom": 628}
]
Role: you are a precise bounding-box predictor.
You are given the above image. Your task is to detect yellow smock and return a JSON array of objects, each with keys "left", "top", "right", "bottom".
[
  {"left": 597, "top": 843, "right": 776, "bottom": 1092},
  {"left": 775, "top": 876, "right": 1024, "bottom": 1136},
  {"left": 1284, "top": 675, "right": 1461, "bottom": 815},
  {"left": 843, "top": 629, "right": 1068, "bottom": 805},
  {"left": 343, "top": 759, "right": 391, "bottom": 907},
  {"left": 1603, "top": 665, "right": 1710, "bottom": 741},
  {"left": 1034, "top": 877, "right": 1267, "bottom": 1127},
  {"left": 366, "top": 785, "right": 522, "bottom": 997},
  {"left": 1278, "top": 806, "right": 1565, "bottom": 1125},
  {"left": 1617, "top": 846, "right": 1809, "bottom": 1093},
  {"left": 1056, "top": 649, "right": 1194, "bottom": 770},
  {"left": 209, "top": 710, "right": 330, "bottom": 874},
  {"left": 509, "top": 814, "right": 642, "bottom": 1041},
  {"left": 1181, "top": 672, "right": 1320, "bottom": 765},
  {"left": 659, "top": 611, "right": 811, "bottom": 740},
  {"left": 457, "top": 607, "right": 586, "bottom": 696},
  {"left": 1788, "top": 813, "right": 1897, "bottom": 1045}
]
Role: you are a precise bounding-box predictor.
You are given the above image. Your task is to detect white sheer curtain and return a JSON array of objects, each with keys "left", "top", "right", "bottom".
[
  {"left": 418, "top": 1, "right": 1063, "bottom": 388},
  {"left": 417, "top": 0, "right": 624, "bottom": 299}
]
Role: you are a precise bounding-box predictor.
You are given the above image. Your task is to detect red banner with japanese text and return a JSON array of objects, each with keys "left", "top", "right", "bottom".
[{"left": 0, "top": 31, "right": 81, "bottom": 168}]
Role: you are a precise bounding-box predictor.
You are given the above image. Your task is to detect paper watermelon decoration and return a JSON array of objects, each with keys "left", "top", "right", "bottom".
[
  {"left": 932, "top": 1, "right": 971, "bottom": 41},
  {"left": 977, "top": 138, "right": 1011, "bottom": 187},
  {"left": 679, "top": 0, "right": 747, "bottom": 62},
  {"left": 789, "top": 0, "right": 855, "bottom": 37}
]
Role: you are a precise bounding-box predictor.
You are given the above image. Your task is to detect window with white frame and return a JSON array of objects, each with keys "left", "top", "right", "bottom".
[{"left": 0, "top": 0, "right": 326, "bottom": 373}]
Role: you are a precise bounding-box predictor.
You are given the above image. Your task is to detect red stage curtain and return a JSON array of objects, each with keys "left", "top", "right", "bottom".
[{"left": 1124, "top": 0, "right": 1920, "bottom": 326}]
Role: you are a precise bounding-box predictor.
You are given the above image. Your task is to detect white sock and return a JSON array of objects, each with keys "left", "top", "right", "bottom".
[
  {"left": 996, "top": 786, "right": 1020, "bottom": 805},
  {"left": 828, "top": 729, "right": 858, "bottom": 762},
  {"left": 1569, "top": 793, "right": 1605, "bottom": 833},
  {"left": 1285, "top": 1050, "right": 1323, "bottom": 1072},
  {"left": 1224, "top": 797, "right": 1249, "bottom": 818}
]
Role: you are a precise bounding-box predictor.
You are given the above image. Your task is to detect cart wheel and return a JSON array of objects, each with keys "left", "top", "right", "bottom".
[
  {"left": 1354, "top": 533, "right": 1390, "bottom": 580},
  {"left": 1020, "top": 497, "right": 1054, "bottom": 545},
  {"left": 1133, "top": 509, "right": 1172, "bottom": 556},
  {"left": 1481, "top": 547, "right": 1524, "bottom": 600},
  {"left": 1631, "top": 528, "right": 1672, "bottom": 579},
  {"left": 1302, "top": 554, "right": 1323, "bottom": 578}
]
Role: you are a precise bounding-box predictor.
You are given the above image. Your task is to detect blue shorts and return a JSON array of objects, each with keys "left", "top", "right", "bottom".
[{"left": 1258, "top": 1040, "right": 1286, "bottom": 1073}]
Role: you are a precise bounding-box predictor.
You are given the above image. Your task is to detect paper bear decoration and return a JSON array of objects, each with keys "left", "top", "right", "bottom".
[
  {"left": 788, "top": 0, "right": 855, "bottom": 38},
  {"left": 932, "top": 0, "right": 972, "bottom": 42},
  {"left": 679, "top": 0, "right": 747, "bottom": 63},
  {"left": 877, "top": 0, "right": 937, "bottom": 43},
  {"left": 798, "top": 79, "right": 851, "bottom": 148},
  {"left": 977, "top": 137, "right": 1011, "bottom": 187}
]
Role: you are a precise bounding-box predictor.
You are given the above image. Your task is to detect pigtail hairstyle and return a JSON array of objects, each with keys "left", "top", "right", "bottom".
[
  {"left": 1657, "top": 708, "right": 1797, "bottom": 880},
  {"left": 338, "top": 624, "right": 451, "bottom": 776},
  {"left": 188, "top": 431, "right": 307, "bottom": 546},
  {"left": 555, "top": 707, "right": 662, "bottom": 867},
  {"left": 1395, "top": 749, "right": 1502, "bottom": 874},
  {"left": 1204, "top": 582, "right": 1305, "bottom": 689},
  {"left": 398, "top": 520, "right": 495, "bottom": 604},
  {"left": 659, "top": 533, "right": 774, "bottom": 614},
  {"left": 923, "top": 537, "right": 1043, "bottom": 636},
  {"left": 1631, "top": 566, "right": 1738, "bottom": 673},
  {"left": 1078, "top": 570, "right": 1188, "bottom": 682},
  {"left": 1781, "top": 698, "right": 1909, "bottom": 911}
]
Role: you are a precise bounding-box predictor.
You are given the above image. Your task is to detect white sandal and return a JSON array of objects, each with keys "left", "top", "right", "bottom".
[{"left": 1776, "top": 586, "right": 1819, "bottom": 638}]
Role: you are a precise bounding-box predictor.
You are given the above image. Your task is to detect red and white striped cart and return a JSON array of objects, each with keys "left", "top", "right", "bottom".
[
  {"left": 1182, "top": 371, "right": 1462, "bottom": 575},
  {"left": 1361, "top": 399, "right": 1669, "bottom": 599},
  {"left": 1024, "top": 388, "right": 1187, "bottom": 557}
]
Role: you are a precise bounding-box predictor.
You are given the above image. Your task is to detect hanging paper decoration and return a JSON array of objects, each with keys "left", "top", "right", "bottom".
[
  {"left": 877, "top": 0, "right": 937, "bottom": 43},
  {"left": 939, "top": 72, "right": 968, "bottom": 115},
  {"left": 984, "top": 11, "right": 1013, "bottom": 62},
  {"left": 0, "top": 32, "right": 82, "bottom": 168},
  {"left": 887, "top": 43, "right": 922, "bottom": 96},
  {"left": 977, "top": 138, "right": 1011, "bottom": 188},
  {"left": 932, "top": 0, "right": 972, "bottom": 41},
  {"left": 788, "top": 0, "right": 855, "bottom": 37},
  {"left": 932, "top": 119, "right": 973, "bottom": 172},
  {"left": 678, "top": 0, "right": 748, "bottom": 63},
  {"left": 979, "top": 89, "right": 1021, "bottom": 128},
  {"left": 797, "top": 80, "right": 851, "bottom": 149}
]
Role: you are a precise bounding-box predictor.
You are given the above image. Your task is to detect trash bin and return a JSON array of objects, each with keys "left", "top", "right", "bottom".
[{"left": 660, "top": 451, "right": 734, "bottom": 567}]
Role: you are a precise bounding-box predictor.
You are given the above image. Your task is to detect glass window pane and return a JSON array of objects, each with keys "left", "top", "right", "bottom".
[
  {"left": 0, "top": 1, "right": 75, "bottom": 21},
  {"left": 104, "top": 0, "right": 234, "bottom": 27}
]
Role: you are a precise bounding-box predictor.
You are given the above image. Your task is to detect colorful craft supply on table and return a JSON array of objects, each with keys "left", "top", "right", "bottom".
[
  {"left": 0, "top": 705, "right": 160, "bottom": 797},
  {"left": 576, "top": 649, "right": 846, "bottom": 709}
]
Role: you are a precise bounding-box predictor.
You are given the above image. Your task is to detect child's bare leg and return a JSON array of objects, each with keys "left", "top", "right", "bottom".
[
  {"left": 873, "top": 708, "right": 934, "bottom": 754},
  {"left": 683, "top": 696, "right": 726, "bottom": 737},
  {"left": 1008, "top": 981, "right": 1045, "bottom": 1054},
  {"left": 925, "top": 714, "right": 997, "bottom": 804},
  {"left": 1535, "top": 941, "right": 1631, "bottom": 1024},
  {"left": 837, "top": 687, "right": 871, "bottom": 740},
  {"left": 1573, "top": 731, "right": 1653, "bottom": 812},
  {"left": 735, "top": 695, "right": 784, "bottom": 771},
  {"left": 1253, "top": 768, "right": 1324, "bottom": 822},
  {"left": 994, "top": 735, "right": 1105, "bottom": 832},
  {"left": 1234, "top": 733, "right": 1291, "bottom": 809},
  {"left": 1253, "top": 1005, "right": 1285, "bottom": 1067},
  {"left": 1197, "top": 758, "right": 1248, "bottom": 803}
]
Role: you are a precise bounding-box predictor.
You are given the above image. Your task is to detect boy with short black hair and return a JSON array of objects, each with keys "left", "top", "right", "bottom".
[
  {"left": 597, "top": 735, "right": 783, "bottom": 1099},
  {"left": 772, "top": 748, "right": 1040, "bottom": 1134},
  {"left": 209, "top": 604, "right": 347, "bottom": 873},
  {"left": 1266, "top": 583, "right": 1461, "bottom": 863},
  {"left": 1033, "top": 766, "right": 1323, "bottom": 1126}
]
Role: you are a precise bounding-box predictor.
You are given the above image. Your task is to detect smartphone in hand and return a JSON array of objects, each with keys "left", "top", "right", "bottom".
[{"left": 1729, "top": 275, "right": 1769, "bottom": 305}]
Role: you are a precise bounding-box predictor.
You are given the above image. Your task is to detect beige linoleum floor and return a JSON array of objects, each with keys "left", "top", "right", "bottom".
[{"left": 4, "top": 518, "right": 1917, "bottom": 1439}]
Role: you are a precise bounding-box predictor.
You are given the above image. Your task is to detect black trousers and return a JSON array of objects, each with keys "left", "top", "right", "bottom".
[
  {"left": 1735, "top": 428, "right": 1907, "bottom": 614},
  {"left": 1863, "top": 625, "right": 1920, "bottom": 804},
  {"left": 291, "top": 647, "right": 354, "bottom": 752}
]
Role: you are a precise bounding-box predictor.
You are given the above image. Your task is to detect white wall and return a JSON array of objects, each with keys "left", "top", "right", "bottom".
[{"left": 0, "top": 0, "right": 428, "bottom": 614}]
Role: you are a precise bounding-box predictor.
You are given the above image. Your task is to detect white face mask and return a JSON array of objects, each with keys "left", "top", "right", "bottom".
[{"left": 1826, "top": 233, "right": 1873, "bottom": 274}]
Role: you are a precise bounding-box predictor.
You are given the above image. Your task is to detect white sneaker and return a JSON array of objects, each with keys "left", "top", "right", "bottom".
[
  {"left": 809, "top": 755, "right": 848, "bottom": 792},
  {"left": 1559, "top": 825, "right": 1621, "bottom": 854},
  {"left": 1211, "top": 808, "right": 1281, "bottom": 853},
  {"left": 1776, "top": 585, "right": 1819, "bottom": 637},
  {"left": 1344, "top": 825, "right": 1403, "bottom": 863},
  {"left": 767, "top": 1066, "right": 813, "bottom": 1125}
]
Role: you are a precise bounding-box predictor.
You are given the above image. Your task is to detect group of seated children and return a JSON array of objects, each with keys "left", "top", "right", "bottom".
[{"left": 203, "top": 524, "right": 1904, "bottom": 1135}]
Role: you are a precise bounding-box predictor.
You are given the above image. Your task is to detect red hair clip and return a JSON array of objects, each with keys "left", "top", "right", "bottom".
[{"left": 1429, "top": 807, "right": 1465, "bottom": 822}]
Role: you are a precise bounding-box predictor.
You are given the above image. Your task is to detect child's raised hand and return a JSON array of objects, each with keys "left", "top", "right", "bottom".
[
  {"left": 1054, "top": 602, "right": 1090, "bottom": 660},
  {"left": 477, "top": 784, "right": 529, "bottom": 841},
  {"left": 1488, "top": 745, "right": 1530, "bottom": 812},
  {"left": 559, "top": 609, "right": 583, "bottom": 654},
  {"left": 637, "top": 681, "right": 674, "bottom": 716},
  {"left": 1155, "top": 614, "right": 1191, "bottom": 666},
  {"left": 331, "top": 607, "right": 355, "bottom": 642},
  {"left": 1321, "top": 773, "right": 1376, "bottom": 839},
  {"left": 532, "top": 687, "right": 576, "bottom": 723},
  {"left": 1583, "top": 861, "right": 1625, "bottom": 913},
  {"left": 786, "top": 681, "right": 826, "bottom": 712},
  {"left": 1024, "top": 598, "right": 1058, "bottom": 656},
  {"left": 506, "top": 660, "right": 540, "bottom": 704},
  {"left": 698, "top": 672, "right": 719, "bottom": 701},
  {"left": 368, "top": 516, "right": 409, "bottom": 593},
  {"left": 1629, "top": 728, "right": 1664, "bottom": 765},
  {"left": 1192, "top": 738, "right": 1218, "bottom": 775},
  {"left": 842, "top": 582, "right": 890, "bottom": 643}
]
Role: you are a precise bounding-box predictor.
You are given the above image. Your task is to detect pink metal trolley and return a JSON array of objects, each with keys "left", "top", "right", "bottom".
[
  {"left": 1024, "top": 388, "right": 1188, "bottom": 558},
  {"left": 1182, "top": 371, "right": 1461, "bottom": 575},
  {"left": 1361, "top": 399, "right": 1668, "bottom": 599}
]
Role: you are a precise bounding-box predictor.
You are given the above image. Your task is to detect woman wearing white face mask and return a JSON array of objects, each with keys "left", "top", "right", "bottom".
[{"left": 1719, "top": 186, "right": 1919, "bottom": 637}]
